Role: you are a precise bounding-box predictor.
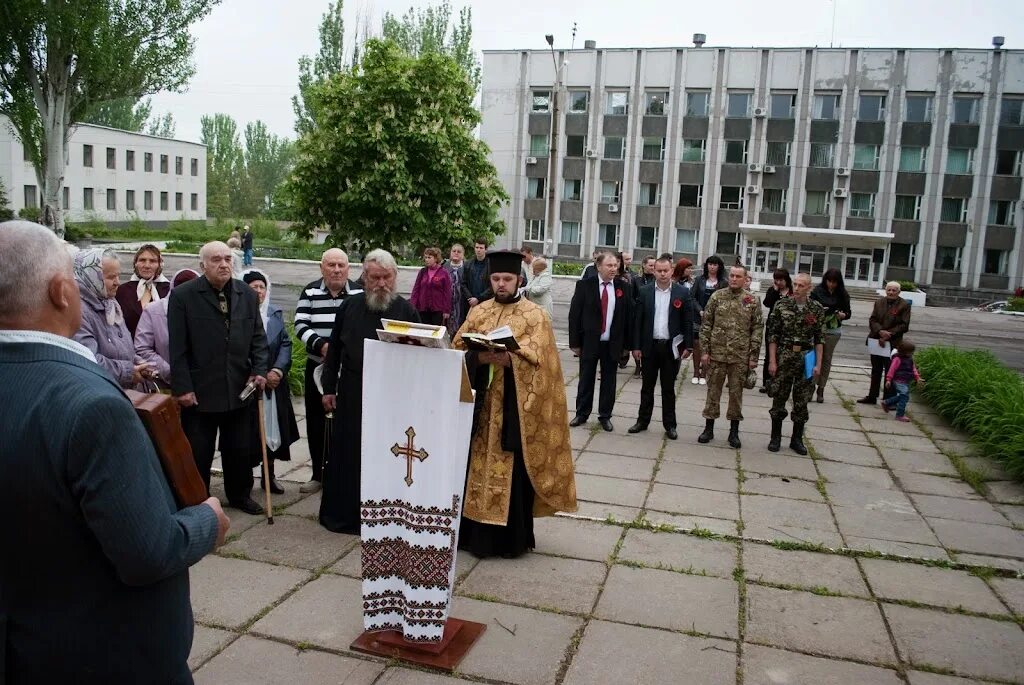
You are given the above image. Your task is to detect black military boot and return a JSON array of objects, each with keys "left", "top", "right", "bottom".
[
  {"left": 698, "top": 419, "right": 715, "bottom": 443},
  {"left": 767, "top": 417, "right": 783, "bottom": 452},
  {"left": 790, "top": 422, "right": 808, "bottom": 456},
  {"left": 728, "top": 420, "right": 741, "bottom": 448}
]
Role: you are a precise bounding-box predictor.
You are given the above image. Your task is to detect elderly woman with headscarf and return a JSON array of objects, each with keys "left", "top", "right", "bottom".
[
  {"left": 114, "top": 244, "right": 170, "bottom": 338},
  {"left": 242, "top": 269, "right": 298, "bottom": 494},
  {"left": 134, "top": 268, "right": 200, "bottom": 389},
  {"left": 72, "top": 248, "right": 151, "bottom": 388}
]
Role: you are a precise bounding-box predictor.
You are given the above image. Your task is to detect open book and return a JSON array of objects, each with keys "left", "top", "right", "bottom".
[
  {"left": 460, "top": 325, "right": 520, "bottom": 352},
  {"left": 376, "top": 319, "right": 450, "bottom": 349}
]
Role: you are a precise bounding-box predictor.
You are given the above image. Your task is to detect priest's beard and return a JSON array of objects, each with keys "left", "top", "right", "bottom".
[
  {"left": 494, "top": 292, "right": 518, "bottom": 304},
  {"left": 366, "top": 288, "right": 398, "bottom": 312}
]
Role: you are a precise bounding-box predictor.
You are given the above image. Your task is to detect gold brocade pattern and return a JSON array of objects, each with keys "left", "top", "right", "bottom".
[{"left": 453, "top": 298, "right": 577, "bottom": 525}]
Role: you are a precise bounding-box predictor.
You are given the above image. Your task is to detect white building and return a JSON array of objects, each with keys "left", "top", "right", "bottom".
[
  {"left": 481, "top": 43, "right": 1024, "bottom": 293},
  {"left": 0, "top": 116, "right": 206, "bottom": 225}
]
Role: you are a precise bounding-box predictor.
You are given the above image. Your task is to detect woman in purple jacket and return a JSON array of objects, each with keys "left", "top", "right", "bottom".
[
  {"left": 410, "top": 246, "right": 452, "bottom": 326},
  {"left": 134, "top": 268, "right": 200, "bottom": 389}
]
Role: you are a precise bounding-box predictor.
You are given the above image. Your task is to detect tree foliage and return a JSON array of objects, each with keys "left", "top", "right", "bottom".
[
  {"left": 81, "top": 95, "right": 176, "bottom": 137},
  {"left": 0, "top": 178, "right": 14, "bottom": 221},
  {"left": 0, "top": 0, "right": 219, "bottom": 236},
  {"left": 201, "top": 113, "right": 242, "bottom": 219},
  {"left": 287, "top": 39, "right": 507, "bottom": 253},
  {"left": 146, "top": 111, "right": 176, "bottom": 138},
  {"left": 381, "top": 1, "right": 480, "bottom": 92},
  {"left": 291, "top": 1, "right": 347, "bottom": 138}
]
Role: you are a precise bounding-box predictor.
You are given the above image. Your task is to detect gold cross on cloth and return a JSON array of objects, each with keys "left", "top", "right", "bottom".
[{"left": 390, "top": 426, "right": 429, "bottom": 486}]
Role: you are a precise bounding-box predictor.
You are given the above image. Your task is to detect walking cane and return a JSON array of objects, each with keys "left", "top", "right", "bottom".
[{"left": 257, "top": 394, "right": 274, "bottom": 525}]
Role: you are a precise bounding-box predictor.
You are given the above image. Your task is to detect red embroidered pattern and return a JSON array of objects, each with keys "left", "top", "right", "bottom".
[{"left": 362, "top": 537, "right": 456, "bottom": 589}]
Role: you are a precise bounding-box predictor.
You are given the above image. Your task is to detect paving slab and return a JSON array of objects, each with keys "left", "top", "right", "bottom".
[
  {"left": 934, "top": 439, "right": 980, "bottom": 457},
  {"left": 954, "top": 553, "right": 1024, "bottom": 573},
  {"left": 574, "top": 473, "right": 650, "bottom": 508},
  {"left": 859, "top": 416, "right": 927, "bottom": 436},
  {"left": 570, "top": 500, "right": 640, "bottom": 523},
  {"left": 811, "top": 441, "right": 885, "bottom": 468},
  {"left": 281, "top": 491, "right": 322, "bottom": 518},
  {"left": 742, "top": 643, "right": 903, "bottom": 685},
  {"left": 843, "top": 536, "right": 950, "bottom": 561},
  {"left": 458, "top": 553, "right": 606, "bottom": 614},
  {"left": 929, "top": 518, "right": 1024, "bottom": 558},
  {"left": 860, "top": 558, "right": 1007, "bottom": 614},
  {"left": 910, "top": 494, "right": 1008, "bottom": 526},
  {"left": 876, "top": 449, "right": 958, "bottom": 476},
  {"left": 193, "top": 635, "right": 383, "bottom": 685},
  {"left": 661, "top": 442, "right": 739, "bottom": 467},
  {"left": 220, "top": 514, "right": 356, "bottom": 570},
  {"left": 869, "top": 433, "right": 940, "bottom": 452},
  {"left": 832, "top": 506, "right": 941, "bottom": 547},
  {"left": 895, "top": 472, "right": 982, "bottom": 499},
  {"left": 959, "top": 456, "right": 1011, "bottom": 481},
  {"left": 741, "top": 453, "right": 819, "bottom": 480},
  {"left": 640, "top": 510, "right": 738, "bottom": 536},
  {"left": 745, "top": 585, "right": 897, "bottom": 664},
  {"left": 597, "top": 564, "right": 738, "bottom": 637},
  {"left": 188, "top": 625, "right": 236, "bottom": 671},
  {"left": 190, "top": 555, "right": 311, "bottom": 629},
  {"left": 986, "top": 480, "right": 1024, "bottom": 504},
  {"left": 574, "top": 452, "right": 656, "bottom": 481},
  {"left": 249, "top": 574, "right": 364, "bottom": 651},
  {"left": 990, "top": 577, "right": 1024, "bottom": 615},
  {"left": 996, "top": 504, "right": 1024, "bottom": 527},
  {"left": 655, "top": 460, "right": 738, "bottom": 492},
  {"left": 376, "top": 667, "right": 478, "bottom": 685},
  {"left": 740, "top": 495, "right": 838, "bottom": 535},
  {"left": 562, "top": 619, "right": 736, "bottom": 685},
  {"left": 741, "top": 473, "right": 824, "bottom": 502},
  {"left": 647, "top": 482, "right": 739, "bottom": 520},
  {"left": 818, "top": 462, "right": 894, "bottom": 489},
  {"left": 741, "top": 522, "right": 844, "bottom": 549},
  {"left": 585, "top": 432, "right": 663, "bottom": 458},
  {"left": 824, "top": 483, "right": 915, "bottom": 512},
  {"left": 884, "top": 604, "right": 1024, "bottom": 682},
  {"left": 906, "top": 673, "right": 985, "bottom": 685},
  {"left": 617, "top": 528, "right": 737, "bottom": 577},
  {"left": 532, "top": 516, "right": 623, "bottom": 562},
  {"left": 742, "top": 543, "right": 869, "bottom": 597}
]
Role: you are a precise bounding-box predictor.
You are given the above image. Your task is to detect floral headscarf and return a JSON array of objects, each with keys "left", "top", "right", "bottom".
[{"left": 73, "top": 248, "right": 124, "bottom": 326}]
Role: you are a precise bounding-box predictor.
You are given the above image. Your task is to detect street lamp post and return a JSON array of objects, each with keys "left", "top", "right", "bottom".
[{"left": 544, "top": 34, "right": 561, "bottom": 260}]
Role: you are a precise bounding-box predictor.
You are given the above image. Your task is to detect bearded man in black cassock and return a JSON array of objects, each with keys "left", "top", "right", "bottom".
[{"left": 319, "top": 249, "right": 420, "bottom": 533}]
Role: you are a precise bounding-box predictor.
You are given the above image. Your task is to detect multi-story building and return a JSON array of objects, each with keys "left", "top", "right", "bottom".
[
  {"left": 0, "top": 117, "right": 206, "bottom": 225},
  {"left": 481, "top": 43, "right": 1024, "bottom": 292}
]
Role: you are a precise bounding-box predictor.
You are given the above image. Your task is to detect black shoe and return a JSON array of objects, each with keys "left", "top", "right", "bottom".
[
  {"left": 569, "top": 415, "right": 587, "bottom": 428},
  {"left": 728, "top": 420, "right": 742, "bottom": 448},
  {"left": 816, "top": 388, "right": 825, "bottom": 403},
  {"left": 698, "top": 419, "right": 715, "bottom": 443},
  {"left": 231, "top": 498, "right": 264, "bottom": 516},
  {"left": 790, "top": 422, "right": 808, "bottom": 456},
  {"left": 767, "top": 417, "right": 783, "bottom": 452},
  {"left": 665, "top": 428, "right": 678, "bottom": 440},
  {"left": 856, "top": 397, "right": 876, "bottom": 405},
  {"left": 627, "top": 422, "right": 648, "bottom": 434},
  {"left": 599, "top": 418, "right": 614, "bottom": 432},
  {"left": 262, "top": 478, "right": 285, "bottom": 495},
  {"left": 758, "top": 387, "right": 768, "bottom": 393},
  {"left": 633, "top": 368, "right": 642, "bottom": 378}
]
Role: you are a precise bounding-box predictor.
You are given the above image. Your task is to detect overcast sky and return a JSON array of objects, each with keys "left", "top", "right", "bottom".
[{"left": 150, "top": 0, "right": 1024, "bottom": 143}]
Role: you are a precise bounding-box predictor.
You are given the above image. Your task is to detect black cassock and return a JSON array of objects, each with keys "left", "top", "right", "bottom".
[{"left": 318, "top": 294, "right": 419, "bottom": 533}]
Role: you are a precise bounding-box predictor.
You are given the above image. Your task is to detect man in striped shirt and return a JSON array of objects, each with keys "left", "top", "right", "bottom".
[{"left": 294, "top": 248, "right": 362, "bottom": 493}]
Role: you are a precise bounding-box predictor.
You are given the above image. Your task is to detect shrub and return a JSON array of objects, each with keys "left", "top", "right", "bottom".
[
  {"left": 17, "top": 206, "right": 41, "bottom": 222},
  {"left": 898, "top": 280, "right": 918, "bottom": 292},
  {"left": 1008, "top": 297, "right": 1024, "bottom": 313},
  {"left": 286, "top": 322, "right": 306, "bottom": 396},
  {"left": 552, "top": 261, "right": 585, "bottom": 277},
  {"left": 916, "top": 346, "right": 1024, "bottom": 480}
]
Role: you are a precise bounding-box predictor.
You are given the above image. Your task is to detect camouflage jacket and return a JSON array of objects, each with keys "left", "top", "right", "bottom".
[
  {"left": 699, "top": 287, "right": 764, "bottom": 364},
  {"left": 766, "top": 297, "right": 826, "bottom": 353}
]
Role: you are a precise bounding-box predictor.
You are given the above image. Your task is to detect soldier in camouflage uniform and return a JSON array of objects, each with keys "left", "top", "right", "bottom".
[
  {"left": 766, "top": 273, "right": 825, "bottom": 455},
  {"left": 698, "top": 265, "right": 764, "bottom": 448}
]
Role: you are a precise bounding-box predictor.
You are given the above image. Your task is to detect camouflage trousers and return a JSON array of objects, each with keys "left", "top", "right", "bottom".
[
  {"left": 769, "top": 350, "right": 816, "bottom": 423},
  {"left": 702, "top": 360, "right": 747, "bottom": 421}
]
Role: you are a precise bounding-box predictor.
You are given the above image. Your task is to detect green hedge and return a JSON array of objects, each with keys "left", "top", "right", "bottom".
[
  {"left": 916, "top": 346, "right": 1024, "bottom": 480},
  {"left": 287, "top": 322, "right": 306, "bottom": 397}
]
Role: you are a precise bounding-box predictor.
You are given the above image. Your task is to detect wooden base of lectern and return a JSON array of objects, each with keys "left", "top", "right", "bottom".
[{"left": 350, "top": 618, "right": 486, "bottom": 671}]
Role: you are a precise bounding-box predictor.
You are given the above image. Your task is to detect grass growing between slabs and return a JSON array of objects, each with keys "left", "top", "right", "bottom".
[{"left": 916, "top": 346, "right": 1024, "bottom": 481}]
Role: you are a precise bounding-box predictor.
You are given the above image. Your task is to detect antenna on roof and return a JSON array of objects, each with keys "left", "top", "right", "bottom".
[{"left": 571, "top": 22, "right": 577, "bottom": 50}]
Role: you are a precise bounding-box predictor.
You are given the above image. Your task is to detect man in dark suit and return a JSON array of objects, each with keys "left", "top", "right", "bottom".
[
  {"left": 568, "top": 252, "right": 633, "bottom": 432},
  {"left": 169, "top": 240, "right": 270, "bottom": 514},
  {"left": 0, "top": 221, "right": 228, "bottom": 684},
  {"left": 628, "top": 256, "right": 694, "bottom": 439}
]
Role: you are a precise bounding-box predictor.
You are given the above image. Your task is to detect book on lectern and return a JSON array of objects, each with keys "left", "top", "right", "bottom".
[
  {"left": 376, "top": 319, "right": 450, "bottom": 349},
  {"left": 460, "top": 325, "right": 520, "bottom": 352}
]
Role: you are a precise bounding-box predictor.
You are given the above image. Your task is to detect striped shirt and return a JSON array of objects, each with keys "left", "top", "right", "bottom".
[{"left": 294, "top": 278, "right": 362, "bottom": 362}]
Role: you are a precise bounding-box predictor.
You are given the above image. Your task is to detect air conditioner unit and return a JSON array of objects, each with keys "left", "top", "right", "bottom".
[
  {"left": 746, "top": 185, "right": 760, "bottom": 194},
  {"left": 608, "top": 203, "right": 619, "bottom": 213},
  {"left": 525, "top": 156, "right": 538, "bottom": 165},
  {"left": 763, "top": 165, "right": 777, "bottom": 174},
  {"left": 585, "top": 149, "right": 598, "bottom": 158},
  {"left": 836, "top": 167, "right": 850, "bottom": 177},
  {"left": 833, "top": 188, "right": 848, "bottom": 198},
  {"left": 748, "top": 163, "right": 763, "bottom": 173},
  {"left": 753, "top": 107, "right": 768, "bottom": 118}
]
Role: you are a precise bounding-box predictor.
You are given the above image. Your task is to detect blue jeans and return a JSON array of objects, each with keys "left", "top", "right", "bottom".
[
  {"left": 243, "top": 248, "right": 253, "bottom": 266},
  {"left": 883, "top": 381, "right": 910, "bottom": 417}
]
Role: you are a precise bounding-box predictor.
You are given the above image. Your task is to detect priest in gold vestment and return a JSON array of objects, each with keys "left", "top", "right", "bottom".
[{"left": 453, "top": 250, "right": 577, "bottom": 558}]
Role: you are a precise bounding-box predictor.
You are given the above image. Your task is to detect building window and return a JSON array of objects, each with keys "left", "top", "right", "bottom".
[
  {"left": 62, "top": 186, "right": 69, "bottom": 210},
  {"left": 106, "top": 188, "right": 116, "bottom": 211},
  {"left": 598, "top": 224, "right": 619, "bottom": 247},
  {"left": 770, "top": 92, "right": 796, "bottom": 119},
  {"left": 175, "top": 192, "right": 183, "bottom": 211},
  {"left": 681, "top": 139, "right": 706, "bottom": 163},
  {"left": 809, "top": 143, "right": 834, "bottom": 168},
  {"left": 853, "top": 144, "right": 880, "bottom": 170},
  {"left": 22, "top": 185, "right": 37, "bottom": 209},
  {"left": 952, "top": 96, "right": 980, "bottom": 124},
  {"left": 805, "top": 191, "right": 830, "bottom": 215},
  {"left": 563, "top": 178, "right": 584, "bottom": 201},
  {"left": 727, "top": 92, "right": 751, "bottom": 117},
  {"left": 893, "top": 195, "right": 922, "bottom": 220},
  {"left": 813, "top": 93, "right": 840, "bottom": 120},
  {"left": 988, "top": 200, "right": 1018, "bottom": 225},
  {"left": 606, "top": 91, "right": 628, "bottom": 115},
  {"left": 190, "top": 193, "right": 198, "bottom": 211},
  {"left": 765, "top": 141, "right": 791, "bottom": 166},
  {"left": 636, "top": 226, "right": 659, "bottom": 249},
  {"left": 679, "top": 184, "right": 703, "bottom": 208},
  {"left": 531, "top": 90, "right": 550, "bottom": 112},
  {"left": 762, "top": 188, "right": 787, "bottom": 213},
  {"left": 995, "top": 150, "right": 1023, "bottom": 176},
  {"left": 564, "top": 90, "right": 588, "bottom": 113},
  {"left": 144, "top": 190, "right": 153, "bottom": 210},
  {"left": 126, "top": 150, "right": 135, "bottom": 171},
  {"left": 529, "top": 134, "right": 548, "bottom": 157},
  {"left": 848, "top": 193, "right": 875, "bottom": 218},
  {"left": 601, "top": 181, "right": 621, "bottom": 203},
  {"left": 935, "top": 246, "right": 962, "bottom": 271},
  {"left": 83, "top": 188, "right": 94, "bottom": 210},
  {"left": 526, "top": 177, "right": 545, "bottom": 199},
  {"left": 674, "top": 228, "right": 698, "bottom": 253},
  {"left": 899, "top": 146, "right": 928, "bottom": 172},
  {"left": 191, "top": 158, "right": 199, "bottom": 176},
  {"left": 686, "top": 91, "right": 710, "bottom": 117},
  {"left": 940, "top": 197, "right": 968, "bottom": 223},
  {"left": 565, "top": 135, "right": 586, "bottom": 158},
  {"left": 945, "top": 148, "right": 975, "bottom": 175},
  {"left": 524, "top": 219, "right": 544, "bottom": 242},
  {"left": 642, "top": 137, "right": 666, "bottom": 161},
  {"left": 106, "top": 147, "right": 116, "bottom": 169},
  {"left": 1000, "top": 97, "right": 1024, "bottom": 126},
  {"left": 560, "top": 220, "right": 581, "bottom": 244},
  {"left": 160, "top": 191, "right": 168, "bottom": 210},
  {"left": 126, "top": 189, "right": 135, "bottom": 211},
  {"left": 638, "top": 183, "right": 661, "bottom": 206},
  {"left": 83, "top": 145, "right": 93, "bottom": 167},
  {"left": 160, "top": 155, "right": 168, "bottom": 173},
  {"left": 175, "top": 156, "right": 183, "bottom": 175},
  {"left": 645, "top": 91, "right": 667, "bottom": 116},
  {"left": 603, "top": 136, "right": 625, "bottom": 160},
  {"left": 724, "top": 140, "right": 748, "bottom": 164},
  {"left": 889, "top": 243, "right": 917, "bottom": 268},
  {"left": 983, "top": 249, "right": 1009, "bottom": 275},
  {"left": 144, "top": 152, "right": 153, "bottom": 172},
  {"left": 905, "top": 94, "right": 933, "bottom": 122},
  {"left": 719, "top": 186, "right": 743, "bottom": 210},
  {"left": 858, "top": 94, "right": 886, "bottom": 121},
  {"left": 716, "top": 231, "right": 739, "bottom": 255}
]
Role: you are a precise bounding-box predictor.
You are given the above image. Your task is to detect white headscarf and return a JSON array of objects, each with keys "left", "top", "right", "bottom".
[{"left": 241, "top": 268, "right": 271, "bottom": 329}]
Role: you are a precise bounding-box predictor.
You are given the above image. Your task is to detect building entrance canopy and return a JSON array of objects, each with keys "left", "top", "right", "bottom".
[{"left": 738, "top": 223, "right": 895, "bottom": 249}]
